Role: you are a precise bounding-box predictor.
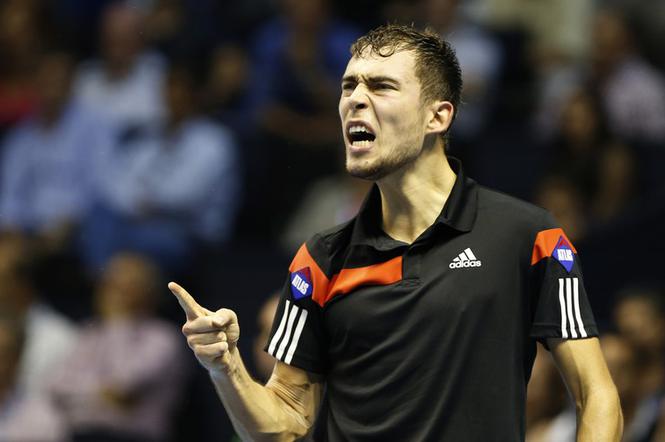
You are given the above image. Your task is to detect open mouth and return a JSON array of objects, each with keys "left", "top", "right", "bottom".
[{"left": 347, "top": 124, "right": 376, "bottom": 148}]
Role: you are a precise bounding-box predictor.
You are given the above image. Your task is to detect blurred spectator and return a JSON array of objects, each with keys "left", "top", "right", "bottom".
[
  {"left": 480, "top": 0, "right": 593, "bottom": 63},
  {"left": 248, "top": 0, "right": 359, "bottom": 232},
  {"left": 0, "top": 316, "right": 67, "bottom": 441},
  {"left": 590, "top": 9, "right": 665, "bottom": 143},
  {"left": 0, "top": 0, "right": 50, "bottom": 135},
  {"left": 203, "top": 44, "right": 252, "bottom": 141},
  {"left": 591, "top": 142, "right": 636, "bottom": 223},
  {"left": 79, "top": 64, "right": 241, "bottom": 273},
  {"left": 50, "top": 252, "right": 187, "bottom": 442},
  {"left": 420, "top": 0, "right": 502, "bottom": 145},
  {"left": 73, "top": 2, "right": 166, "bottom": 137},
  {"left": 614, "top": 289, "right": 665, "bottom": 400},
  {"left": 543, "top": 90, "right": 609, "bottom": 203},
  {"left": 525, "top": 344, "right": 574, "bottom": 442},
  {"left": 280, "top": 174, "right": 371, "bottom": 254},
  {"left": 0, "top": 235, "right": 78, "bottom": 395},
  {"left": 612, "top": 0, "right": 665, "bottom": 72},
  {"left": 0, "top": 50, "right": 113, "bottom": 252},
  {"left": 533, "top": 176, "right": 587, "bottom": 243},
  {"left": 143, "top": 0, "right": 186, "bottom": 54},
  {"left": 600, "top": 333, "right": 658, "bottom": 442},
  {"left": 539, "top": 89, "right": 636, "bottom": 227}
]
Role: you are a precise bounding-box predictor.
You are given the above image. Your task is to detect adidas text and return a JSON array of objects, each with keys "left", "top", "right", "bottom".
[{"left": 449, "top": 260, "right": 482, "bottom": 269}]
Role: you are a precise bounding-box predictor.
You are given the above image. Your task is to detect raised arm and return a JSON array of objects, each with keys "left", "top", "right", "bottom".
[
  {"left": 547, "top": 337, "right": 623, "bottom": 442},
  {"left": 169, "top": 282, "right": 323, "bottom": 441}
]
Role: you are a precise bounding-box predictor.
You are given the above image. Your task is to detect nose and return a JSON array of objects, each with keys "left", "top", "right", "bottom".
[{"left": 347, "top": 84, "right": 369, "bottom": 110}]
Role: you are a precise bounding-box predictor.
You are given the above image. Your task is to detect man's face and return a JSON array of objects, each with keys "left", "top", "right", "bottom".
[
  {"left": 615, "top": 298, "right": 665, "bottom": 353},
  {"left": 339, "top": 49, "right": 431, "bottom": 181}
]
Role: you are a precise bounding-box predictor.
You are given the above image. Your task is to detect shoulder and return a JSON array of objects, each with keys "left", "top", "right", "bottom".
[
  {"left": 295, "top": 219, "right": 356, "bottom": 274},
  {"left": 74, "top": 58, "right": 103, "bottom": 79},
  {"left": 181, "top": 118, "right": 237, "bottom": 155},
  {"left": 136, "top": 52, "right": 167, "bottom": 72},
  {"left": 476, "top": 185, "right": 554, "bottom": 234},
  {"left": 194, "top": 118, "right": 235, "bottom": 141},
  {"left": 28, "top": 304, "right": 78, "bottom": 337},
  {"left": 2, "top": 119, "right": 37, "bottom": 152}
]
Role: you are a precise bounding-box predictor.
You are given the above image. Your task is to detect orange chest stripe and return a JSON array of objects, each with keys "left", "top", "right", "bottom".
[
  {"left": 289, "top": 244, "right": 403, "bottom": 307},
  {"left": 531, "top": 228, "right": 577, "bottom": 265},
  {"left": 320, "top": 256, "right": 403, "bottom": 307}
]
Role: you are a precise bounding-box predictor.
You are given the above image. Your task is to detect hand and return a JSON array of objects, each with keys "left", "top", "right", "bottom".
[{"left": 168, "top": 282, "right": 240, "bottom": 375}]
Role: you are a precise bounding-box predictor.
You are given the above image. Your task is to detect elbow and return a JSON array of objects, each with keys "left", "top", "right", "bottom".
[{"left": 577, "top": 385, "right": 624, "bottom": 440}]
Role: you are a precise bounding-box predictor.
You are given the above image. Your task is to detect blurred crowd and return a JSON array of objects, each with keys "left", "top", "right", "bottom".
[{"left": 0, "top": 0, "right": 663, "bottom": 440}]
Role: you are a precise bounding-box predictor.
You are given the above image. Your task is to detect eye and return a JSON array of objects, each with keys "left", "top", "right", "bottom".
[
  {"left": 372, "top": 82, "right": 396, "bottom": 91},
  {"left": 341, "top": 82, "right": 355, "bottom": 91}
]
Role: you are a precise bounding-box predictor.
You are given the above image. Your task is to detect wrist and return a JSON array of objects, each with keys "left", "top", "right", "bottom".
[{"left": 210, "top": 346, "right": 241, "bottom": 380}]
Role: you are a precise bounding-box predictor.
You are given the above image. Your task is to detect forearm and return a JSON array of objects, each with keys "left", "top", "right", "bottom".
[
  {"left": 210, "top": 348, "right": 315, "bottom": 441},
  {"left": 169, "top": 283, "right": 319, "bottom": 441},
  {"left": 576, "top": 387, "right": 623, "bottom": 442}
]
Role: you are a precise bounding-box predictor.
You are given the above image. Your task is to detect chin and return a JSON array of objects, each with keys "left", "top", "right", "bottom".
[{"left": 346, "top": 161, "right": 387, "bottom": 181}]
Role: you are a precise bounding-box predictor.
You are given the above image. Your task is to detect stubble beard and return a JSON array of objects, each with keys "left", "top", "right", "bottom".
[{"left": 346, "top": 138, "right": 421, "bottom": 181}]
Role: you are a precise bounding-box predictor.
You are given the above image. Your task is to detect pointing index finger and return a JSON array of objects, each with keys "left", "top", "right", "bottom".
[{"left": 168, "top": 281, "right": 206, "bottom": 320}]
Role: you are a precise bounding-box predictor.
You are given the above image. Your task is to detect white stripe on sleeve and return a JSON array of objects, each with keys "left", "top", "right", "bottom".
[
  {"left": 565, "top": 278, "right": 578, "bottom": 338},
  {"left": 572, "top": 278, "right": 588, "bottom": 338},
  {"left": 284, "top": 310, "right": 308, "bottom": 364},
  {"left": 558, "top": 278, "right": 569, "bottom": 339},
  {"left": 275, "top": 304, "right": 300, "bottom": 361},
  {"left": 268, "top": 300, "right": 291, "bottom": 356}
]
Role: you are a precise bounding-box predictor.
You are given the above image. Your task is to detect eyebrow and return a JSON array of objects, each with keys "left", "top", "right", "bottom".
[{"left": 341, "top": 75, "right": 400, "bottom": 85}]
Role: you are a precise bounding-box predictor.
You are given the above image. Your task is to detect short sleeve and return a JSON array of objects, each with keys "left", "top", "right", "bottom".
[
  {"left": 529, "top": 213, "right": 598, "bottom": 344},
  {"left": 264, "top": 238, "right": 330, "bottom": 374}
]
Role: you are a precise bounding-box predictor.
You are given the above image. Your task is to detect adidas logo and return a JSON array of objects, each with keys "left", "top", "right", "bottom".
[{"left": 449, "top": 248, "right": 482, "bottom": 269}]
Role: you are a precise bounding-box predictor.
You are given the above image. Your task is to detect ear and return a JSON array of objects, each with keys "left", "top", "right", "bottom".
[{"left": 425, "top": 100, "right": 454, "bottom": 136}]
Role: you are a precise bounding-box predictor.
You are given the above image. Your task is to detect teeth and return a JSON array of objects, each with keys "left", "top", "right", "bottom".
[
  {"left": 351, "top": 140, "right": 373, "bottom": 148},
  {"left": 349, "top": 125, "right": 370, "bottom": 134}
]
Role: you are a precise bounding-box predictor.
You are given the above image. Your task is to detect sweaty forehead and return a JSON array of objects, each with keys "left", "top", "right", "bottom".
[{"left": 343, "top": 49, "right": 418, "bottom": 82}]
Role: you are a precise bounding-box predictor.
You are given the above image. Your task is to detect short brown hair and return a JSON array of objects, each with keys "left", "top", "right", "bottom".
[{"left": 350, "top": 24, "right": 463, "bottom": 122}]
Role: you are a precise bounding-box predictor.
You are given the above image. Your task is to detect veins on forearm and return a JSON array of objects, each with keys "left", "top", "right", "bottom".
[{"left": 265, "top": 376, "right": 316, "bottom": 428}]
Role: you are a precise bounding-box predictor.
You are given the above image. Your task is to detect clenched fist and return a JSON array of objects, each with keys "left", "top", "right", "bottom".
[{"left": 169, "top": 282, "right": 240, "bottom": 374}]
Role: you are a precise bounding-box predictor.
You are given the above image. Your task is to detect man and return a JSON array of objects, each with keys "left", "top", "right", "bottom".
[
  {"left": 0, "top": 317, "right": 66, "bottom": 441},
  {"left": 171, "top": 24, "right": 622, "bottom": 441},
  {"left": 0, "top": 50, "right": 110, "bottom": 242},
  {"left": 51, "top": 252, "right": 187, "bottom": 441},
  {"left": 79, "top": 64, "right": 240, "bottom": 273},
  {"left": 0, "top": 236, "right": 78, "bottom": 395}
]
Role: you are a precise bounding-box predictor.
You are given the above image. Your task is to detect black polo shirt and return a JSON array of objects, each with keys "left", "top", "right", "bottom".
[{"left": 265, "top": 159, "right": 598, "bottom": 441}]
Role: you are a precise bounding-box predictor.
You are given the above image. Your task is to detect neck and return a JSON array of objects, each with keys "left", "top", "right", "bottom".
[{"left": 377, "top": 142, "right": 455, "bottom": 243}]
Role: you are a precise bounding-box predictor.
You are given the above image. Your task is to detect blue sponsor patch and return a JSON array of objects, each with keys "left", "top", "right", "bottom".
[
  {"left": 290, "top": 267, "right": 313, "bottom": 300},
  {"left": 551, "top": 236, "right": 575, "bottom": 273}
]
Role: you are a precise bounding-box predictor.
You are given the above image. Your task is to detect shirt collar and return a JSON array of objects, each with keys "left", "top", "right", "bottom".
[{"left": 350, "top": 157, "right": 478, "bottom": 248}]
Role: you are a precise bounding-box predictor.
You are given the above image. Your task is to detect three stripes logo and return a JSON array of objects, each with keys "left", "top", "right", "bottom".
[
  {"left": 558, "top": 277, "right": 588, "bottom": 338},
  {"left": 449, "top": 248, "right": 482, "bottom": 269},
  {"left": 267, "top": 300, "right": 308, "bottom": 364}
]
